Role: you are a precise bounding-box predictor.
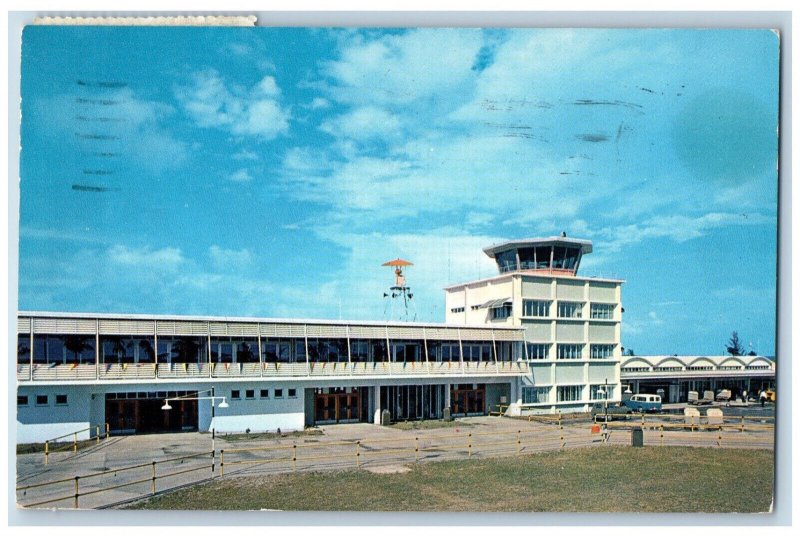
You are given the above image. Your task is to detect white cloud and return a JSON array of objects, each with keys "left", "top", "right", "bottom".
[
  {"left": 232, "top": 149, "right": 260, "bottom": 161},
  {"left": 228, "top": 168, "right": 252, "bottom": 182},
  {"left": 322, "top": 29, "right": 483, "bottom": 106},
  {"left": 596, "top": 212, "right": 775, "bottom": 253},
  {"left": 107, "top": 245, "right": 184, "bottom": 271},
  {"left": 209, "top": 245, "right": 253, "bottom": 271},
  {"left": 320, "top": 106, "right": 402, "bottom": 140},
  {"left": 292, "top": 227, "right": 503, "bottom": 321},
  {"left": 309, "top": 97, "right": 330, "bottom": 109},
  {"left": 255, "top": 76, "right": 281, "bottom": 97},
  {"left": 176, "top": 69, "right": 290, "bottom": 140}
]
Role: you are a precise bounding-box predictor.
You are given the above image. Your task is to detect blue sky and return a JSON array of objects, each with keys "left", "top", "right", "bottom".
[{"left": 17, "top": 27, "right": 779, "bottom": 356}]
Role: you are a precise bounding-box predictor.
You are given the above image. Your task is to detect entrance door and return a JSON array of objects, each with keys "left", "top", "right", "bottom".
[
  {"left": 451, "top": 385, "right": 486, "bottom": 416},
  {"left": 314, "top": 390, "right": 361, "bottom": 424},
  {"left": 105, "top": 394, "right": 198, "bottom": 434},
  {"left": 315, "top": 394, "right": 337, "bottom": 422}
]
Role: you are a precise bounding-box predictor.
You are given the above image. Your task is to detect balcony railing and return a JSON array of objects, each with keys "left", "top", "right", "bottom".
[
  {"left": 17, "top": 364, "right": 31, "bottom": 381},
  {"left": 18, "top": 359, "right": 530, "bottom": 382},
  {"left": 31, "top": 364, "right": 98, "bottom": 381},
  {"left": 211, "top": 362, "right": 261, "bottom": 378},
  {"left": 156, "top": 363, "right": 210, "bottom": 378},
  {"left": 99, "top": 363, "right": 157, "bottom": 380}
]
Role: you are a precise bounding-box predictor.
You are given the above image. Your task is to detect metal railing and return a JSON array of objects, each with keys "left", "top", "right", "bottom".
[
  {"left": 211, "top": 362, "right": 261, "bottom": 377},
  {"left": 99, "top": 363, "right": 157, "bottom": 380},
  {"left": 20, "top": 359, "right": 530, "bottom": 383},
  {"left": 217, "top": 425, "right": 586, "bottom": 477},
  {"left": 156, "top": 362, "right": 209, "bottom": 378},
  {"left": 31, "top": 364, "right": 97, "bottom": 381},
  {"left": 38, "top": 424, "right": 110, "bottom": 465},
  {"left": 17, "top": 450, "right": 214, "bottom": 509}
]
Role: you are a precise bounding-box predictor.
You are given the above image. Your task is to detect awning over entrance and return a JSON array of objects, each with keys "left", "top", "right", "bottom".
[{"left": 478, "top": 298, "right": 511, "bottom": 309}]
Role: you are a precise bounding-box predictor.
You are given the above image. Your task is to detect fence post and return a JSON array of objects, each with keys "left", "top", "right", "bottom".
[
  {"left": 741, "top": 415, "right": 745, "bottom": 433},
  {"left": 74, "top": 476, "right": 80, "bottom": 509},
  {"left": 414, "top": 437, "right": 419, "bottom": 463},
  {"left": 211, "top": 429, "right": 216, "bottom": 475},
  {"left": 220, "top": 450, "right": 225, "bottom": 477},
  {"left": 660, "top": 425, "right": 664, "bottom": 446},
  {"left": 356, "top": 441, "right": 361, "bottom": 468},
  {"left": 292, "top": 444, "right": 297, "bottom": 472},
  {"left": 560, "top": 424, "right": 565, "bottom": 449},
  {"left": 44, "top": 441, "right": 49, "bottom": 465},
  {"left": 151, "top": 461, "right": 157, "bottom": 495},
  {"left": 106, "top": 423, "right": 110, "bottom": 440},
  {"left": 73, "top": 432, "right": 78, "bottom": 454},
  {"left": 467, "top": 433, "right": 472, "bottom": 458},
  {"left": 96, "top": 425, "right": 100, "bottom": 445},
  {"left": 517, "top": 430, "right": 521, "bottom": 455}
]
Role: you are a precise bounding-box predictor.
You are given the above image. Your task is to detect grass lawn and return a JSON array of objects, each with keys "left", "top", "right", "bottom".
[
  {"left": 218, "top": 428, "right": 323, "bottom": 442},
  {"left": 127, "top": 446, "right": 773, "bottom": 512}
]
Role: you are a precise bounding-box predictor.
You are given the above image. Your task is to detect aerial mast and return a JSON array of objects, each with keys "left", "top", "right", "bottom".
[{"left": 382, "top": 258, "right": 416, "bottom": 321}]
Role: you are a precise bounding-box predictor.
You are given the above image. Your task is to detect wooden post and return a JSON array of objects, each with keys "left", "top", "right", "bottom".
[
  {"left": 73, "top": 432, "right": 78, "bottom": 454},
  {"left": 414, "top": 437, "right": 419, "bottom": 463},
  {"left": 220, "top": 450, "right": 225, "bottom": 476},
  {"left": 292, "top": 444, "right": 297, "bottom": 472},
  {"left": 741, "top": 415, "right": 745, "bottom": 433},
  {"left": 356, "top": 441, "right": 361, "bottom": 468},
  {"left": 517, "top": 430, "right": 521, "bottom": 455},
  {"left": 106, "top": 423, "right": 110, "bottom": 440},
  {"left": 74, "top": 476, "right": 80, "bottom": 509},
  {"left": 467, "top": 433, "right": 472, "bottom": 458},
  {"left": 44, "top": 441, "right": 49, "bottom": 465},
  {"left": 95, "top": 425, "right": 100, "bottom": 445},
  {"left": 151, "top": 461, "right": 157, "bottom": 495},
  {"left": 660, "top": 425, "right": 664, "bottom": 446}
]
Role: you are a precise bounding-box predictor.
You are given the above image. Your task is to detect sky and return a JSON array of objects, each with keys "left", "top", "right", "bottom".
[{"left": 16, "top": 27, "right": 779, "bottom": 356}]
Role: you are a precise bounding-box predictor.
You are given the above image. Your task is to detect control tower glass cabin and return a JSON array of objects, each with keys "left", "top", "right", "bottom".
[{"left": 482, "top": 235, "right": 593, "bottom": 276}]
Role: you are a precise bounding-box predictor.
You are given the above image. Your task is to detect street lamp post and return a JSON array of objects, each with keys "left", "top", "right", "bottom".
[{"left": 162, "top": 389, "right": 227, "bottom": 474}]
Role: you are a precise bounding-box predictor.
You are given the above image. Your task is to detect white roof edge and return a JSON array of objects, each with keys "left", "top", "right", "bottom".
[
  {"left": 482, "top": 236, "right": 593, "bottom": 257},
  {"left": 622, "top": 355, "right": 774, "bottom": 362},
  {"left": 17, "top": 310, "right": 525, "bottom": 331},
  {"left": 444, "top": 273, "right": 625, "bottom": 290}
]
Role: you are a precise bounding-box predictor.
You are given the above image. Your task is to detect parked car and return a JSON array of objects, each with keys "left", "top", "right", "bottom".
[
  {"left": 715, "top": 389, "right": 732, "bottom": 402},
  {"left": 623, "top": 394, "right": 662, "bottom": 413},
  {"left": 590, "top": 402, "right": 632, "bottom": 421}
]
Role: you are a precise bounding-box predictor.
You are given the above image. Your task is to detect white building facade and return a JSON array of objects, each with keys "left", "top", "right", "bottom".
[
  {"left": 16, "top": 312, "right": 528, "bottom": 443},
  {"left": 445, "top": 236, "right": 623, "bottom": 414}
]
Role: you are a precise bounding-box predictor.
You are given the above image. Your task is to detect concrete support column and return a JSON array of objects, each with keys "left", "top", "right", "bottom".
[{"left": 373, "top": 385, "right": 382, "bottom": 424}]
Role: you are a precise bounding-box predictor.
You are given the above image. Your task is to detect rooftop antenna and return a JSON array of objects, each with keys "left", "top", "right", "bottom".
[{"left": 382, "top": 258, "right": 417, "bottom": 322}]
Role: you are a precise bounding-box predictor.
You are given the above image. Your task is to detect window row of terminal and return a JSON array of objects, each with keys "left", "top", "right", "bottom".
[{"left": 16, "top": 236, "right": 774, "bottom": 443}]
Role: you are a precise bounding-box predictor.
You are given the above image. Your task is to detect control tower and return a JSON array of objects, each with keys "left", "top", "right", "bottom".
[
  {"left": 482, "top": 232, "right": 593, "bottom": 276},
  {"left": 444, "top": 233, "right": 623, "bottom": 416}
]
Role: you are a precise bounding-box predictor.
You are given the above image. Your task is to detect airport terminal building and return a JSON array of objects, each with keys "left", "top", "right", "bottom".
[{"left": 15, "top": 235, "right": 775, "bottom": 442}]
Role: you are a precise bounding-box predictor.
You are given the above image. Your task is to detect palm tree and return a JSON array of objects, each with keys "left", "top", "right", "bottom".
[{"left": 62, "top": 335, "right": 94, "bottom": 364}]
